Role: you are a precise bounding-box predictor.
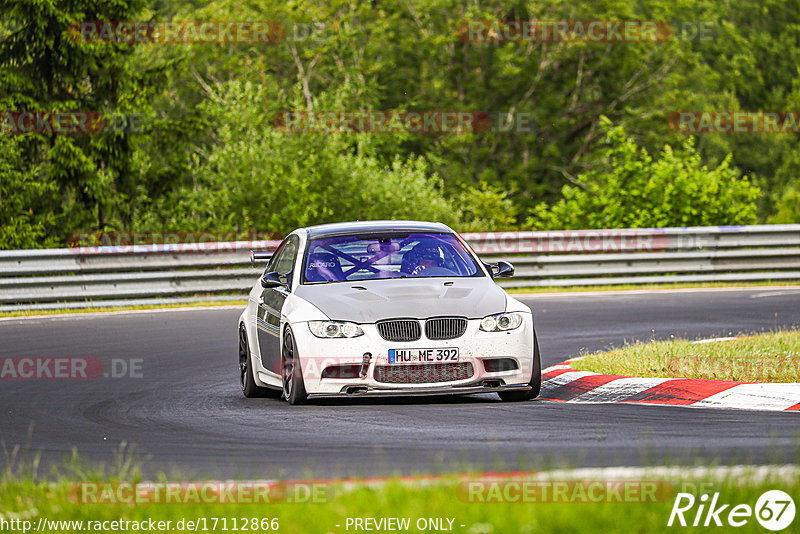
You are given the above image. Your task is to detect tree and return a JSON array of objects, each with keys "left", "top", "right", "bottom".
[
  {"left": 528, "top": 117, "right": 761, "bottom": 229},
  {"left": 768, "top": 185, "right": 800, "bottom": 224},
  {"left": 0, "top": 136, "right": 58, "bottom": 248},
  {"left": 0, "top": 0, "right": 150, "bottom": 243},
  {"left": 132, "top": 81, "right": 516, "bottom": 235}
]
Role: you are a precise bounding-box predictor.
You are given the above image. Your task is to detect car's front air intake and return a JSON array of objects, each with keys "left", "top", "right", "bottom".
[
  {"left": 482, "top": 358, "right": 519, "bottom": 372},
  {"left": 425, "top": 317, "right": 467, "bottom": 340},
  {"left": 374, "top": 362, "right": 474, "bottom": 384},
  {"left": 376, "top": 319, "right": 421, "bottom": 342}
]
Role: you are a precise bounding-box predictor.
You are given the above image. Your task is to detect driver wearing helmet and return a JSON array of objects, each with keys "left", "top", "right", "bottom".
[{"left": 407, "top": 242, "right": 446, "bottom": 276}]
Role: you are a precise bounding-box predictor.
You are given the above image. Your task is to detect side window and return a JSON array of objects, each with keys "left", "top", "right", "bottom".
[
  {"left": 265, "top": 241, "right": 286, "bottom": 273},
  {"left": 272, "top": 236, "right": 299, "bottom": 275}
]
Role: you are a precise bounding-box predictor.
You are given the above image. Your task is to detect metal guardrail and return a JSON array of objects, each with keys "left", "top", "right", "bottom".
[{"left": 1, "top": 225, "right": 798, "bottom": 310}]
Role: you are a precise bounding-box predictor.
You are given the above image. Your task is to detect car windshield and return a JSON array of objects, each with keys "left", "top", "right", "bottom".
[{"left": 302, "top": 232, "right": 482, "bottom": 283}]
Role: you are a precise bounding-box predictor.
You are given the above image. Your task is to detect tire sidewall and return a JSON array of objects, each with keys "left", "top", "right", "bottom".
[
  {"left": 241, "top": 324, "right": 281, "bottom": 398},
  {"left": 499, "top": 330, "right": 541, "bottom": 402},
  {"left": 284, "top": 327, "right": 308, "bottom": 405},
  {"left": 240, "top": 325, "right": 258, "bottom": 397},
  {"left": 528, "top": 332, "right": 542, "bottom": 397}
]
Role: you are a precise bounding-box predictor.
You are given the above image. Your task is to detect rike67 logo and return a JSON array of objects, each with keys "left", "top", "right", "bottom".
[{"left": 668, "top": 490, "right": 795, "bottom": 531}]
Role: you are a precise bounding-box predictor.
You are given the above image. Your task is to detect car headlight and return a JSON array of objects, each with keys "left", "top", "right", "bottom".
[
  {"left": 308, "top": 321, "right": 364, "bottom": 338},
  {"left": 479, "top": 312, "right": 524, "bottom": 332}
]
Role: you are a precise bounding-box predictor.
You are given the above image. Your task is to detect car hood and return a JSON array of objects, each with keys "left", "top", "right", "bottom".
[{"left": 293, "top": 277, "right": 507, "bottom": 323}]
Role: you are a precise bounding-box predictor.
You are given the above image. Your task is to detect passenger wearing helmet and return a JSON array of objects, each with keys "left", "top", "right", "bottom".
[{"left": 405, "top": 241, "right": 446, "bottom": 276}]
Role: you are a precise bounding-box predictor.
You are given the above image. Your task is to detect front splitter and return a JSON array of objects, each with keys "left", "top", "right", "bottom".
[{"left": 307, "top": 383, "right": 531, "bottom": 399}]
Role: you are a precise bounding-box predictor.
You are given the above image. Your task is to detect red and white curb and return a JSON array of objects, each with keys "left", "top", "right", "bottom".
[
  {"left": 540, "top": 360, "right": 800, "bottom": 412},
  {"left": 332, "top": 464, "right": 800, "bottom": 493}
]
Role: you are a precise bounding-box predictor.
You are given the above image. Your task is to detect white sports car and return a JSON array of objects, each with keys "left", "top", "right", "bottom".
[{"left": 238, "top": 220, "right": 541, "bottom": 404}]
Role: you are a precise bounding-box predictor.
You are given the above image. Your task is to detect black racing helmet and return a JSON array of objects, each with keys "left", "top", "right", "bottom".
[{"left": 406, "top": 241, "right": 445, "bottom": 268}]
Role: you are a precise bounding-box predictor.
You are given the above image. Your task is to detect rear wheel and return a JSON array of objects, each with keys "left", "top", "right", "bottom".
[
  {"left": 239, "top": 324, "right": 280, "bottom": 398},
  {"left": 498, "top": 331, "right": 541, "bottom": 402},
  {"left": 282, "top": 327, "right": 308, "bottom": 405}
]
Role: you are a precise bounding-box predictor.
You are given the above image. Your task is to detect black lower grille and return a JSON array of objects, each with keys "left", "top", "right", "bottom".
[
  {"left": 425, "top": 317, "right": 467, "bottom": 340},
  {"left": 321, "top": 364, "right": 362, "bottom": 379},
  {"left": 482, "top": 358, "right": 519, "bottom": 372},
  {"left": 374, "top": 362, "right": 474, "bottom": 384},
  {"left": 377, "top": 320, "right": 421, "bottom": 342}
]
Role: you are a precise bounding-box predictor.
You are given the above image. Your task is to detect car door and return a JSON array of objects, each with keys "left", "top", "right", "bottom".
[{"left": 256, "top": 235, "right": 299, "bottom": 374}]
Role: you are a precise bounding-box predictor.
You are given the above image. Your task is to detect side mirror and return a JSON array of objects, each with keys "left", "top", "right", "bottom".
[
  {"left": 260, "top": 271, "right": 283, "bottom": 288},
  {"left": 250, "top": 250, "right": 274, "bottom": 267},
  {"left": 494, "top": 261, "right": 515, "bottom": 278}
]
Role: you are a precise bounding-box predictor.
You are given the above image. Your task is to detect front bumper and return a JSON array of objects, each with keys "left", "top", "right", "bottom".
[
  {"left": 307, "top": 382, "right": 532, "bottom": 399},
  {"left": 291, "top": 316, "right": 535, "bottom": 397}
]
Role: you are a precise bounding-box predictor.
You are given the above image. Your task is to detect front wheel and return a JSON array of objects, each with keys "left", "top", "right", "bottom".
[
  {"left": 282, "top": 327, "right": 308, "bottom": 405},
  {"left": 498, "top": 331, "right": 541, "bottom": 402},
  {"left": 239, "top": 324, "right": 280, "bottom": 398}
]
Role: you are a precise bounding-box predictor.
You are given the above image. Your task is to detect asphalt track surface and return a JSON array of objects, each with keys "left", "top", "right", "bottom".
[{"left": 1, "top": 287, "right": 799, "bottom": 478}]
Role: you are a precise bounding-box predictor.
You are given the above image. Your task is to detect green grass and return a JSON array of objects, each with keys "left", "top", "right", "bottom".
[
  {"left": 2, "top": 457, "right": 798, "bottom": 533},
  {"left": 572, "top": 331, "right": 800, "bottom": 382}
]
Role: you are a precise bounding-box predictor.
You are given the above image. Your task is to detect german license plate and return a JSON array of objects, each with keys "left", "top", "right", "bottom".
[{"left": 388, "top": 348, "right": 459, "bottom": 363}]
